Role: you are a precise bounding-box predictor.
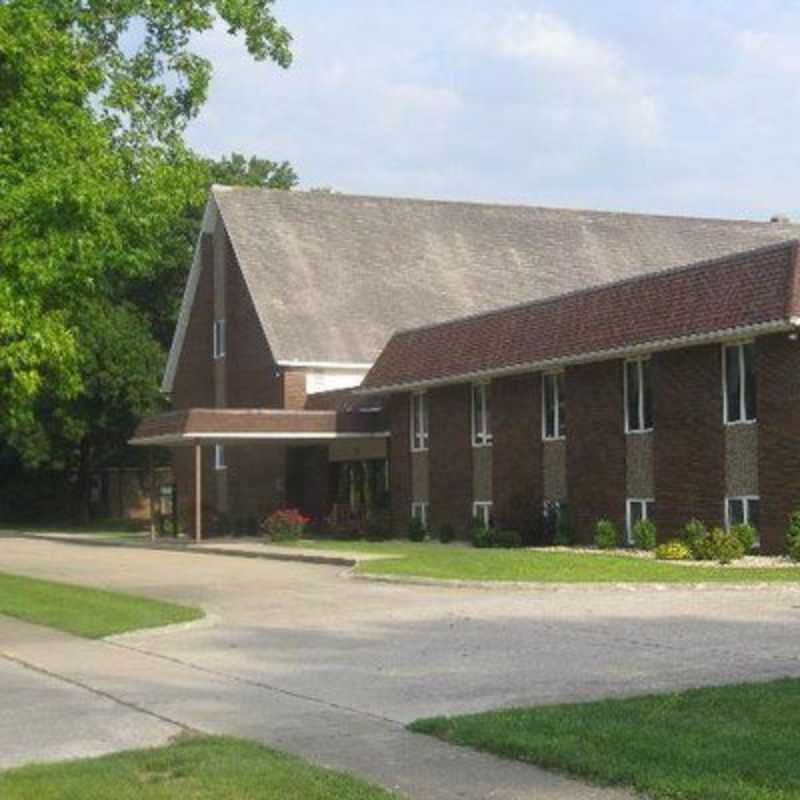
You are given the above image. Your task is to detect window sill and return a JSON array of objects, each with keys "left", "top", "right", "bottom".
[
  {"left": 472, "top": 441, "right": 493, "bottom": 449},
  {"left": 542, "top": 436, "right": 566, "bottom": 443},
  {"left": 410, "top": 447, "right": 429, "bottom": 454},
  {"left": 625, "top": 428, "right": 653, "bottom": 436},
  {"left": 724, "top": 419, "right": 757, "bottom": 428},
  {"left": 214, "top": 466, "right": 227, "bottom": 472}
]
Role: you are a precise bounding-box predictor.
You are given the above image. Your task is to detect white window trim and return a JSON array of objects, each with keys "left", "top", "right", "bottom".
[
  {"left": 626, "top": 498, "right": 654, "bottom": 545},
  {"left": 471, "top": 383, "right": 493, "bottom": 448},
  {"left": 411, "top": 501, "right": 430, "bottom": 530},
  {"left": 542, "top": 371, "right": 565, "bottom": 441},
  {"left": 624, "top": 357, "right": 653, "bottom": 434},
  {"left": 214, "top": 444, "right": 226, "bottom": 471},
  {"left": 722, "top": 341, "right": 756, "bottom": 426},
  {"left": 213, "top": 319, "right": 226, "bottom": 359},
  {"left": 725, "top": 495, "right": 759, "bottom": 529},
  {"left": 410, "top": 391, "right": 429, "bottom": 452},
  {"left": 472, "top": 501, "right": 493, "bottom": 528}
]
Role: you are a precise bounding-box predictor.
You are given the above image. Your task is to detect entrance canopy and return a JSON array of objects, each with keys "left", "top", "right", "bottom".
[{"left": 130, "top": 407, "right": 389, "bottom": 447}]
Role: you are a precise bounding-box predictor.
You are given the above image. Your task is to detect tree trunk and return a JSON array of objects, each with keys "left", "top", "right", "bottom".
[{"left": 76, "top": 437, "right": 92, "bottom": 526}]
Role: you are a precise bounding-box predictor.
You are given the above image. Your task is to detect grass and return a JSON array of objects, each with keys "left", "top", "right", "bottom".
[
  {"left": 410, "top": 679, "right": 800, "bottom": 800},
  {"left": 0, "top": 734, "right": 396, "bottom": 799},
  {"left": 0, "top": 572, "right": 202, "bottom": 638},
  {"left": 288, "top": 538, "right": 800, "bottom": 583}
]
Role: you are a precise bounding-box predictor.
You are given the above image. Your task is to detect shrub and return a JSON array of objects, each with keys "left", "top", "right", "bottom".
[
  {"left": 654, "top": 539, "right": 692, "bottom": 561},
  {"left": 693, "top": 527, "right": 745, "bottom": 564},
  {"left": 408, "top": 515, "right": 427, "bottom": 542},
  {"left": 472, "top": 522, "right": 492, "bottom": 549},
  {"left": 261, "top": 508, "right": 310, "bottom": 542},
  {"left": 682, "top": 518, "right": 708, "bottom": 558},
  {"left": 366, "top": 510, "right": 392, "bottom": 541},
  {"left": 554, "top": 512, "right": 574, "bottom": 546},
  {"left": 594, "top": 518, "right": 620, "bottom": 550},
  {"left": 730, "top": 523, "right": 756, "bottom": 553},
  {"left": 632, "top": 518, "right": 657, "bottom": 551},
  {"left": 788, "top": 511, "right": 800, "bottom": 561},
  {"left": 438, "top": 523, "right": 455, "bottom": 544},
  {"left": 490, "top": 529, "right": 523, "bottom": 549}
]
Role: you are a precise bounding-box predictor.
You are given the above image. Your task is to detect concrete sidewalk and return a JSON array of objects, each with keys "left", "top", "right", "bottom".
[{"left": 0, "top": 617, "right": 631, "bottom": 799}]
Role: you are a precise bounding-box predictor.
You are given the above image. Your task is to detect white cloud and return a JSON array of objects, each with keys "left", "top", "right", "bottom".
[
  {"left": 463, "top": 10, "right": 662, "bottom": 145},
  {"left": 735, "top": 29, "right": 800, "bottom": 74}
]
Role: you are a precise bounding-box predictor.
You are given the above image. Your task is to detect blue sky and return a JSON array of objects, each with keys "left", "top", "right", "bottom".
[{"left": 187, "top": 1, "right": 800, "bottom": 219}]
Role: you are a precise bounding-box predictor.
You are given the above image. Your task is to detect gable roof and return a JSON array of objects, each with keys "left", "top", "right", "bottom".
[
  {"left": 361, "top": 241, "right": 800, "bottom": 393},
  {"left": 164, "top": 187, "right": 800, "bottom": 391}
]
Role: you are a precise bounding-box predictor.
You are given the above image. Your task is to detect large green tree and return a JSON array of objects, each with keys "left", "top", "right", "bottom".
[{"left": 0, "top": 1, "right": 294, "bottom": 519}]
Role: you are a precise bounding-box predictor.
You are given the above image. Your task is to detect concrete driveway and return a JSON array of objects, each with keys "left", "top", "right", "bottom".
[{"left": 2, "top": 537, "right": 800, "bottom": 798}]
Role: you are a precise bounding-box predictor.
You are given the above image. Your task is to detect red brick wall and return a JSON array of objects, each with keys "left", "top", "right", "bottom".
[
  {"left": 566, "top": 361, "right": 626, "bottom": 543},
  {"left": 388, "top": 394, "right": 412, "bottom": 536},
  {"left": 653, "top": 345, "right": 725, "bottom": 537},
  {"left": 429, "top": 384, "right": 473, "bottom": 535},
  {"left": 227, "top": 444, "right": 287, "bottom": 523},
  {"left": 492, "top": 373, "right": 542, "bottom": 539},
  {"left": 758, "top": 333, "right": 800, "bottom": 553},
  {"left": 172, "top": 234, "right": 215, "bottom": 410},
  {"left": 224, "top": 227, "right": 284, "bottom": 408},
  {"left": 282, "top": 368, "right": 307, "bottom": 410}
]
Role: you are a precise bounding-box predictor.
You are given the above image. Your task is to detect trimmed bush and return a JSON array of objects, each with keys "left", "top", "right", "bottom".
[
  {"left": 438, "top": 523, "right": 455, "bottom": 544},
  {"left": 693, "top": 527, "right": 745, "bottom": 564},
  {"left": 682, "top": 518, "right": 708, "bottom": 558},
  {"left": 654, "top": 539, "right": 692, "bottom": 561},
  {"left": 262, "top": 508, "right": 310, "bottom": 542},
  {"left": 632, "top": 518, "right": 657, "bottom": 550},
  {"left": 787, "top": 511, "right": 800, "bottom": 561},
  {"left": 789, "top": 536, "right": 800, "bottom": 563},
  {"left": 490, "top": 529, "right": 523, "bottom": 549},
  {"left": 408, "top": 515, "right": 426, "bottom": 542},
  {"left": 594, "top": 518, "right": 620, "bottom": 550},
  {"left": 730, "top": 523, "right": 757, "bottom": 553}
]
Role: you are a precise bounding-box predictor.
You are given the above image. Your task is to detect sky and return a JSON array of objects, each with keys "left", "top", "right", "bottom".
[{"left": 187, "top": 1, "right": 800, "bottom": 220}]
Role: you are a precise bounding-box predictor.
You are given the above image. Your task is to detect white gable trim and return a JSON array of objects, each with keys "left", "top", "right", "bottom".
[{"left": 161, "top": 198, "right": 220, "bottom": 393}]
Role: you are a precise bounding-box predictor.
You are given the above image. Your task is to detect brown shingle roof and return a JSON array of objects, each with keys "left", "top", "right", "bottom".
[
  {"left": 212, "top": 188, "right": 800, "bottom": 365},
  {"left": 361, "top": 241, "right": 800, "bottom": 392}
]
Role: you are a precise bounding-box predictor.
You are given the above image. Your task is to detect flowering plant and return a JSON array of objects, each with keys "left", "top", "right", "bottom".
[{"left": 262, "top": 508, "right": 311, "bottom": 542}]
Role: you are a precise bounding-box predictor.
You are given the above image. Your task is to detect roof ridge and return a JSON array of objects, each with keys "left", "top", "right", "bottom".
[
  {"left": 384, "top": 239, "right": 800, "bottom": 342},
  {"left": 211, "top": 185, "right": 800, "bottom": 228}
]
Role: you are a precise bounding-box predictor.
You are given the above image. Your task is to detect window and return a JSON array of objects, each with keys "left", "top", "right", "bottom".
[
  {"left": 473, "top": 501, "right": 493, "bottom": 528},
  {"left": 542, "top": 372, "right": 565, "bottom": 440},
  {"left": 625, "top": 358, "right": 653, "bottom": 432},
  {"left": 543, "top": 501, "right": 569, "bottom": 542},
  {"left": 726, "top": 496, "right": 760, "bottom": 546},
  {"left": 213, "top": 319, "right": 226, "bottom": 359},
  {"left": 410, "top": 392, "right": 429, "bottom": 452},
  {"left": 411, "top": 501, "right": 430, "bottom": 530},
  {"left": 626, "top": 498, "right": 654, "bottom": 545},
  {"left": 472, "top": 383, "right": 492, "bottom": 447},
  {"left": 214, "top": 444, "right": 226, "bottom": 471},
  {"left": 723, "top": 342, "right": 756, "bottom": 424}
]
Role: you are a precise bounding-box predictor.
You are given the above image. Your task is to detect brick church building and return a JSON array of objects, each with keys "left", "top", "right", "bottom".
[{"left": 133, "top": 187, "right": 800, "bottom": 552}]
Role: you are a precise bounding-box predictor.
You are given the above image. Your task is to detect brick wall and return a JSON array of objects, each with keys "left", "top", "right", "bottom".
[
  {"left": 654, "top": 345, "right": 725, "bottom": 537},
  {"left": 492, "top": 373, "right": 543, "bottom": 539},
  {"left": 429, "top": 384, "right": 473, "bottom": 535},
  {"left": 389, "top": 394, "right": 412, "bottom": 535},
  {"left": 566, "top": 361, "right": 626, "bottom": 543},
  {"left": 282, "top": 368, "right": 307, "bottom": 410},
  {"left": 172, "top": 234, "right": 215, "bottom": 410},
  {"left": 758, "top": 333, "right": 800, "bottom": 553}
]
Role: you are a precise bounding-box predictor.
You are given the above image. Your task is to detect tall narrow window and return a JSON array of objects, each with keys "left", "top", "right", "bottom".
[
  {"left": 726, "top": 496, "right": 759, "bottom": 535},
  {"left": 543, "top": 372, "right": 565, "bottom": 440},
  {"left": 213, "top": 319, "right": 226, "bottom": 359},
  {"left": 411, "top": 501, "right": 430, "bottom": 530},
  {"left": 214, "top": 444, "right": 226, "bottom": 471},
  {"left": 473, "top": 501, "right": 493, "bottom": 528},
  {"left": 626, "top": 498, "right": 654, "bottom": 545},
  {"left": 724, "top": 342, "right": 756, "bottom": 423},
  {"left": 410, "top": 392, "right": 429, "bottom": 452},
  {"left": 472, "top": 383, "right": 492, "bottom": 447},
  {"left": 625, "top": 358, "right": 653, "bottom": 432}
]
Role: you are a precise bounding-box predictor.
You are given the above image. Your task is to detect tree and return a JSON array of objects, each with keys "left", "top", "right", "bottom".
[
  {"left": 0, "top": 1, "right": 293, "bottom": 463},
  {"left": 209, "top": 153, "right": 298, "bottom": 190}
]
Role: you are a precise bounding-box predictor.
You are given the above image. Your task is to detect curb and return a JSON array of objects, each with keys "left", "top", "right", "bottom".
[
  {"left": 347, "top": 571, "right": 800, "bottom": 593},
  {"left": 6, "top": 533, "right": 358, "bottom": 568}
]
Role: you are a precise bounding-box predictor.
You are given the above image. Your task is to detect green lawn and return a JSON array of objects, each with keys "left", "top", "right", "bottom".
[
  {"left": 0, "top": 572, "right": 202, "bottom": 638},
  {"left": 0, "top": 735, "right": 396, "bottom": 799},
  {"left": 410, "top": 679, "right": 800, "bottom": 800},
  {"left": 290, "top": 538, "right": 800, "bottom": 583}
]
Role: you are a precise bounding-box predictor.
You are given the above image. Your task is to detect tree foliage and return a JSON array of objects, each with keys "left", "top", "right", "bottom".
[{"left": 0, "top": 0, "right": 294, "bottom": 520}]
